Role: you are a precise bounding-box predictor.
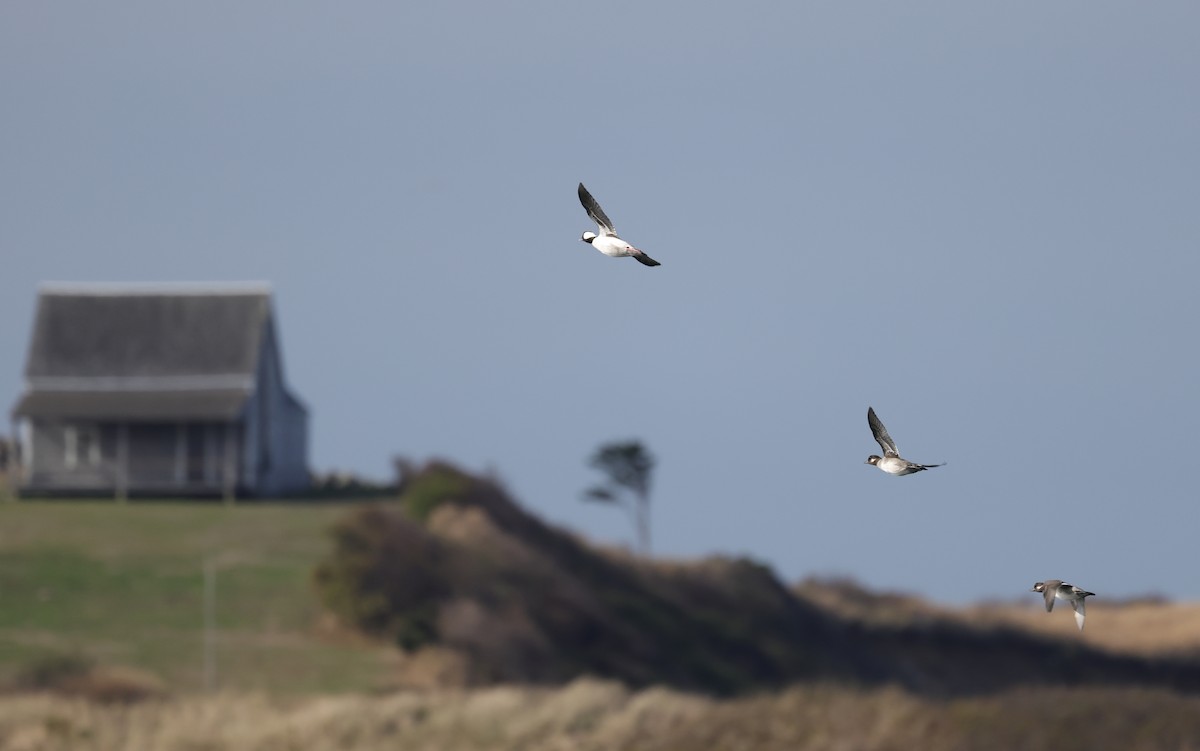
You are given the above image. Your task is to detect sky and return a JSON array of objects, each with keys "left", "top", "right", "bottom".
[{"left": 2, "top": 2, "right": 1198, "bottom": 605}]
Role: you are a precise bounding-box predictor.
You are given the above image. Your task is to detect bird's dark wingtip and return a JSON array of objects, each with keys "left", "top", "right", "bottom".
[{"left": 634, "top": 253, "right": 661, "bottom": 267}]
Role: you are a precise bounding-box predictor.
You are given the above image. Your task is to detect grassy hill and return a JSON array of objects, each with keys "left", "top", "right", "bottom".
[
  {"left": 6, "top": 470, "right": 1200, "bottom": 749},
  {"left": 0, "top": 498, "right": 397, "bottom": 695},
  {"left": 4, "top": 470, "right": 1200, "bottom": 701}
]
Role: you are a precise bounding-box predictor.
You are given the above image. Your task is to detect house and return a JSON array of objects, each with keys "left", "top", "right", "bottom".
[{"left": 10, "top": 283, "right": 310, "bottom": 499}]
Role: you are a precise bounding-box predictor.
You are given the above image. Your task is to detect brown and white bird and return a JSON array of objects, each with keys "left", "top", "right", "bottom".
[
  {"left": 1032, "top": 580, "right": 1096, "bottom": 631},
  {"left": 864, "top": 407, "right": 945, "bottom": 476},
  {"left": 577, "top": 183, "right": 661, "bottom": 267}
]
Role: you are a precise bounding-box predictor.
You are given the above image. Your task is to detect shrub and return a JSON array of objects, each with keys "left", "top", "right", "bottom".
[
  {"left": 312, "top": 505, "right": 450, "bottom": 651},
  {"left": 399, "top": 461, "right": 471, "bottom": 522},
  {"left": 13, "top": 653, "right": 165, "bottom": 703},
  {"left": 14, "top": 653, "right": 95, "bottom": 691}
]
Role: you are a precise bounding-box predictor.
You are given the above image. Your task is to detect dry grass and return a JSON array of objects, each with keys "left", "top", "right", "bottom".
[
  {"left": 1, "top": 679, "right": 1199, "bottom": 751},
  {"left": 797, "top": 577, "right": 1200, "bottom": 658},
  {"left": 961, "top": 600, "right": 1200, "bottom": 657}
]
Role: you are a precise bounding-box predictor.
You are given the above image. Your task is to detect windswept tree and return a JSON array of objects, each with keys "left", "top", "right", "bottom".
[{"left": 584, "top": 440, "right": 655, "bottom": 555}]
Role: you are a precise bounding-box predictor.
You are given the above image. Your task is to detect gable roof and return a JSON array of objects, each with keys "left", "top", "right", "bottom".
[
  {"left": 25, "top": 283, "right": 272, "bottom": 384},
  {"left": 12, "top": 283, "right": 298, "bottom": 421}
]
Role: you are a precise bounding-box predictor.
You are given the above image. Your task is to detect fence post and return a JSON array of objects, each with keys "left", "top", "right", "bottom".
[{"left": 203, "top": 556, "right": 217, "bottom": 691}]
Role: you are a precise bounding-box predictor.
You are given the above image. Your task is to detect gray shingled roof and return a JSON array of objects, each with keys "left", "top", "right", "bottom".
[
  {"left": 12, "top": 284, "right": 295, "bottom": 421},
  {"left": 12, "top": 390, "right": 250, "bottom": 420},
  {"left": 25, "top": 285, "right": 271, "bottom": 380}
]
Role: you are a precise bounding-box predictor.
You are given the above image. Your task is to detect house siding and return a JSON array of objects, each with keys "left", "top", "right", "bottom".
[
  {"left": 25, "top": 418, "right": 115, "bottom": 490},
  {"left": 247, "top": 320, "right": 309, "bottom": 496}
]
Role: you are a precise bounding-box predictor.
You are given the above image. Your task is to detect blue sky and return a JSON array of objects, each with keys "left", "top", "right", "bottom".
[{"left": 2, "top": 3, "right": 1198, "bottom": 605}]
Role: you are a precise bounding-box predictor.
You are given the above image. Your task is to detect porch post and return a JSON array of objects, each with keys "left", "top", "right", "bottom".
[
  {"left": 115, "top": 422, "right": 129, "bottom": 503},
  {"left": 174, "top": 423, "right": 186, "bottom": 489},
  {"left": 222, "top": 422, "right": 237, "bottom": 505}
]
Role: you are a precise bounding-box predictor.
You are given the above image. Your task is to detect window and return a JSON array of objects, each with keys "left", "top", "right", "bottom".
[{"left": 64, "top": 424, "right": 101, "bottom": 470}]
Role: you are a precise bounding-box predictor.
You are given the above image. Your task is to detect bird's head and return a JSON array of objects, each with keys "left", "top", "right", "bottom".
[
  {"left": 1032, "top": 582, "right": 1046, "bottom": 593},
  {"left": 865, "top": 455, "right": 881, "bottom": 466},
  {"left": 581, "top": 231, "right": 597, "bottom": 244}
]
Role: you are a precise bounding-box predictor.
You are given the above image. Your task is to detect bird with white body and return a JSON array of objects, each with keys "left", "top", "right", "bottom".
[
  {"left": 1032, "top": 580, "right": 1096, "bottom": 631},
  {"left": 864, "top": 406, "right": 945, "bottom": 476},
  {"left": 577, "top": 183, "right": 661, "bottom": 267}
]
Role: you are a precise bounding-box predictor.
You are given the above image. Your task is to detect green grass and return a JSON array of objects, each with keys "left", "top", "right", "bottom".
[{"left": 0, "top": 498, "right": 398, "bottom": 695}]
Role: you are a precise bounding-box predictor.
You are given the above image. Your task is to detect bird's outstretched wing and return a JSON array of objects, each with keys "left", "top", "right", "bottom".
[
  {"left": 633, "top": 251, "right": 661, "bottom": 267},
  {"left": 1042, "top": 580, "right": 1063, "bottom": 612},
  {"left": 867, "top": 407, "right": 899, "bottom": 457},
  {"left": 1070, "top": 598, "right": 1087, "bottom": 630},
  {"left": 578, "top": 183, "right": 616, "bottom": 235}
]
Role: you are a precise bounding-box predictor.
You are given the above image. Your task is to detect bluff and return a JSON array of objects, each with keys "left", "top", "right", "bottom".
[{"left": 313, "top": 461, "right": 1200, "bottom": 696}]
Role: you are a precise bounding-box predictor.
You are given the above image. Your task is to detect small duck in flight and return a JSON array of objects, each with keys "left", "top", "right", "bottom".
[
  {"left": 577, "top": 183, "right": 661, "bottom": 267},
  {"left": 1032, "top": 580, "right": 1096, "bottom": 631},
  {"left": 865, "top": 406, "right": 945, "bottom": 476}
]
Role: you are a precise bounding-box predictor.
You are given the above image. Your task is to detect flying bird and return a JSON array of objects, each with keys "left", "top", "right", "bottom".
[
  {"left": 577, "top": 183, "right": 661, "bottom": 267},
  {"left": 1032, "top": 580, "right": 1096, "bottom": 631},
  {"left": 865, "top": 407, "right": 945, "bottom": 476}
]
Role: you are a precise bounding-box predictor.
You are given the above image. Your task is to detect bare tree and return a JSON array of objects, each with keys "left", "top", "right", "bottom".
[{"left": 584, "top": 440, "right": 655, "bottom": 555}]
